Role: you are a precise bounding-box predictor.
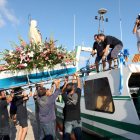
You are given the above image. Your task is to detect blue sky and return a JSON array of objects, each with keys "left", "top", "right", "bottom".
[{"left": 0, "top": 0, "right": 140, "bottom": 68}]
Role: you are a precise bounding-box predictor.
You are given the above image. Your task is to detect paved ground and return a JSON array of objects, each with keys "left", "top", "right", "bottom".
[{"left": 9, "top": 107, "right": 62, "bottom": 140}]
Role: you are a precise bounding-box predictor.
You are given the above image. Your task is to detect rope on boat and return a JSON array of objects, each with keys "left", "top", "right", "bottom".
[
  {"left": 46, "top": 66, "right": 52, "bottom": 80},
  {"left": 26, "top": 69, "right": 30, "bottom": 85}
]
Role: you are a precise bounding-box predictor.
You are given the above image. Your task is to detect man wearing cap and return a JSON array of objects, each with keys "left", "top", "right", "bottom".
[
  {"left": 0, "top": 89, "right": 14, "bottom": 140},
  {"left": 133, "top": 15, "right": 140, "bottom": 53}
]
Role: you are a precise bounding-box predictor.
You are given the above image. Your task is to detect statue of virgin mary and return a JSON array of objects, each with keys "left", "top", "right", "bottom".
[{"left": 30, "top": 20, "right": 42, "bottom": 44}]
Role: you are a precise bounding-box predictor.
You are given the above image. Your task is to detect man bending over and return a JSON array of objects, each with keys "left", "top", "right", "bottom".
[{"left": 98, "top": 34, "right": 123, "bottom": 70}]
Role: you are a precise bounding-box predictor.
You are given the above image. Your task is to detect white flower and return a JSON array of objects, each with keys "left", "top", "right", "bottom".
[
  {"left": 57, "top": 45, "right": 59, "bottom": 48},
  {"left": 9, "top": 50, "right": 14, "bottom": 56},
  {"left": 24, "top": 63, "right": 27, "bottom": 67},
  {"left": 68, "top": 51, "right": 71, "bottom": 53},
  {"left": 39, "top": 47, "right": 43, "bottom": 52},
  {"left": 28, "top": 51, "right": 34, "bottom": 57},
  {"left": 48, "top": 60, "right": 52, "bottom": 63},
  {"left": 64, "top": 47, "right": 66, "bottom": 49},
  {"left": 21, "top": 50, "right": 25, "bottom": 55},
  {"left": 5, "top": 63, "right": 9, "bottom": 66},
  {"left": 57, "top": 49, "right": 60, "bottom": 53}
]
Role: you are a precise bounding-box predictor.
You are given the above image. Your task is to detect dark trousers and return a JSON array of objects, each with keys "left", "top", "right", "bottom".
[{"left": 0, "top": 135, "right": 10, "bottom": 140}]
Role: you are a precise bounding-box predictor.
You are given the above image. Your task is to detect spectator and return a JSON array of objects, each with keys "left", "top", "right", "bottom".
[
  {"left": 14, "top": 87, "right": 32, "bottom": 140},
  {"left": 92, "top": 34, "right": 106, "bottom": 72},
  {"left": 37, "top": 80, "right": 60, "bottom": 140},
  {"left": 133, "top": 15, "right": 140, "bottom": 53},
  {"left": 98, "top": 34, "right": 123, "bottom": 70},
  {"left": 0, "top": 89, "right": 14, "bottom": 140},
  {"left": 62, "top": 72, "right": 82, "bottom": 140}
]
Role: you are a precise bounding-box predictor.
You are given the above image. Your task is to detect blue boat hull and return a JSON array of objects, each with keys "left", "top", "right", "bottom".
[{"left": 0, "top": 67, "right": 76, "bottom": 88}]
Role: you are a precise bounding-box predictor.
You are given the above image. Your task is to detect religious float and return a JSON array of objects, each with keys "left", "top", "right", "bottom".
[{"left": 0, "top": 9, "right": 140, "bottom": 140}]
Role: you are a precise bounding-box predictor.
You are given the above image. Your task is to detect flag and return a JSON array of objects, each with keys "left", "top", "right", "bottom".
[
  {"left": 125, "top": 56, "right": 129, "bottom": 62},
  {"left": 131, "top": 54, "right": 140, "bottom": 63}
]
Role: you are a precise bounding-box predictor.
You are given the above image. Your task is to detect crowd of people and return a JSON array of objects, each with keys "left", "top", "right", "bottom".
[{"left": 0, "top": 72, "right": 82, "bottom": 140}]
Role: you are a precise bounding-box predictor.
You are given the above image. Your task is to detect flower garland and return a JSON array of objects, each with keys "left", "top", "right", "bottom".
[{"left": 0, "top": 32, "right": 76, "bottom": 72}]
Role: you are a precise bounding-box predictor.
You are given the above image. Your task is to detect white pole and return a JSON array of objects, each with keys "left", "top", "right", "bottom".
[
  {"left": 82, "top": 39, "right": 84, "bottom": 47},
  {"left": 74, "top": 14, "right": 75, "bottom": 50},
  {"left": 119, "top": 0, "right": 122, "bottom": 41}
]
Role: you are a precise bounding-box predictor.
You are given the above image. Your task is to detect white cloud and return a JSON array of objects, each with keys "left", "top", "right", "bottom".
[
  {"left": 0, "top": 0, "right": 19, "bottom": 26},
  {"left": 79, "top": 56, "right": 87, "bottom": 64},
  {"left": 0, "top": 14, "right": 6, "bottom": 27}
]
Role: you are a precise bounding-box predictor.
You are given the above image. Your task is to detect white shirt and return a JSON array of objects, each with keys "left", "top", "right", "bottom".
[{"left": 136, "top": 26, "right": 140, "bottom": 42}]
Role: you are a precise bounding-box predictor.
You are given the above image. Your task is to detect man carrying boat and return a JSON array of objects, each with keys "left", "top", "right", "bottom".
[
  {"left": 98, "top": 34, "right": 123, "bottom": 69},
  {"left": 0, "top": 89, "right": 14, "bottom": 140},
  {"left": 133, "top": 14, "right": 140, "bottom": 53},
  {"left": 10, "top": 88, "right": 17, "bottom": 128},
  {"left": 33, "top": 82, "right": 55, "bottom": 140},
  {"left": 62, "top": 72, "right": 82, "bottom": 140},
  {"left": 36, "top": 80, "right": 60, "bottom": 140},
  {"left": 92, "top": 34, "right": 106, "bottom": 72},
  {"left": 14, "top": 87, "right": 32, "bottom": 140}
]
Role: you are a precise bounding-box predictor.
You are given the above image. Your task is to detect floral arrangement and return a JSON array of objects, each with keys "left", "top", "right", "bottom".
[{"left": 0, "top": 32, "right": 76, "bottom": 72}]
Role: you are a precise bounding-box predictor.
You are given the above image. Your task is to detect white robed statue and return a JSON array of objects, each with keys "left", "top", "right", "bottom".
[{"left": 30, "top": 20, "right": 42, "bottom": 44}]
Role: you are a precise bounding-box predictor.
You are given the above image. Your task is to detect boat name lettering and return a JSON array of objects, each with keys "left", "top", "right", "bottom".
[
  {"left": 61, "top": 62, "right": 73, "bottom": 66},
  {"left": 4, "top": 71, "right": 15, "bottom": 74}
]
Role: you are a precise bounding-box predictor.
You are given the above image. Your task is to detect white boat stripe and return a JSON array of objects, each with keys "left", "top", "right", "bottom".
[
  {"left": 82, "top": 118, "right": 139, "bottom": 140},
  {"left": 57, "top": 108, "right": 63, "bottom": 113},
  {"left": 56, "top": 110, "right": 140, "bottom": 140}
]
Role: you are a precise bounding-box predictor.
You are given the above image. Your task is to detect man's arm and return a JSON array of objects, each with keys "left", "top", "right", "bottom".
[
  {"left": 133, "top": 19, "right": 139, "bottom": 34},
  {"left": 7, "top": 94, "right": 14, "bottom": 104},
  {"left": 33, "top": 90, "right": 37, "bottom": 99},
  {"left": 5, "top": 91, "right": 9, "bottom": 99},
  {"left": 50, "top": 82, "right": 54, "bottom": 94},
  {"left": 100, "top": 48, "right": 105, "bottom": 56},
  {"left": 74, "top": 72, "right": 81, "bottom": 89},
  {"left": 49, "top": 80, "right": 61, "bottom": 104},
  {"left": 28, "top": 87, "right": 32, "bottom": 98},
  {"left": 102, "top": 45, "right": 110, "bottom": 61},
  {"left": 72, "top": 75, "right": 75, "bottom": 84},
  {"left": 104, "top": 45, "right": 110, "bottom": 56},
  {"left": 61, "top": 79, "right": 67, "bottom": 94},
  {"left": 22, "top": 91, "right": 29, "bottom": 101},
  {"left": 92, "top": 50, "right": 95, "bottom": 56}
]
